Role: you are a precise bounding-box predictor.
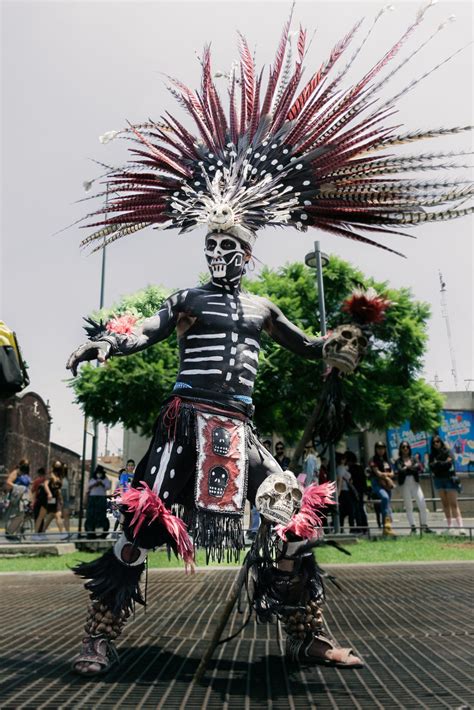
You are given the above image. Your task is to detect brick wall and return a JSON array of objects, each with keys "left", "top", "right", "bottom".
[{"left": 0, "top": 392, "right": 51, "bottom": 484}]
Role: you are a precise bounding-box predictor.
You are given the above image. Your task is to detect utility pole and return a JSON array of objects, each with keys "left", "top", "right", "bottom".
[
  {"left": 439, "top": 272, "right": 458, "bottom": 390},
  {"left": 430, "top": 374, "right": 443, "bottom": 391},
  {"left": 90, "top": 184, "right": 109, "bottom": 475}
]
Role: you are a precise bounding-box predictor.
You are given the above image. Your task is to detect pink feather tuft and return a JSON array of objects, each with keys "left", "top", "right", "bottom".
[
  {"left": 106, "top": 314, "right": 138, "bottom": 335},
  {"left": 341, "top": 287, "right": 391, "bottom": 325},
  {"left": 120, "top": 483, "right": 194, "bottom": 568},
  {"left": 276, "top": 481, "right": 336, "bottom": 541}
]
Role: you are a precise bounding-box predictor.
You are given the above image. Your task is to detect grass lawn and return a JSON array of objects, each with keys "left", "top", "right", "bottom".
[{"left": 0, "top": 535, "right": 473, "bottom": 573}]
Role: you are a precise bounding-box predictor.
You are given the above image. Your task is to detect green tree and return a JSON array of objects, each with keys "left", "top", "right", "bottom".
[{"left": 71, "top": 259, "right": 443, "bottom": 442}]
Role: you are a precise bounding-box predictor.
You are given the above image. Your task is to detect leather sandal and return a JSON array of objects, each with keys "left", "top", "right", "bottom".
[
  {"left": 287, "top": 630, "right": 364, "bottom": 669},
  {"left": 72, "top": 636, "right": 119, "bottom": 676}
]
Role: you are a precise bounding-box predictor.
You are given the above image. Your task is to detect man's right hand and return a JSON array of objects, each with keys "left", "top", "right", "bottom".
[{"left": 66, "top": 341, "right": 111, "bottom": 377}]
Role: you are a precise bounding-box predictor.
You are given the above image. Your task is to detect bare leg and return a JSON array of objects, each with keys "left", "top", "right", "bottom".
[
  {"left": 62, "top": 509, "right": 70, "bottom": 533},
  {"left": 35, "top": 507, "right": 48, "bottom": 533},
  {"left": 54, "top": 511, "right": 65, "bottom": 533},
  {"left": 42, "top": 513, "right": 55, "bottom": 532},
  {"left": 446, "top": 490, "right": 464, "bottom": 530},
  {"left": 275, "top": 540, "right": 363, "bottom": 668},
  {"left": 438, "top": 490, "right": 451, "bottom": 529}
]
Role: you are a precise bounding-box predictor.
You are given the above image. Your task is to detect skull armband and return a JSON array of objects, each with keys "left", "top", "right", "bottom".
[
  {"left": 255, "top": 471, "right": 303, "bottom": 525},
  {"left": 322, "top": 325, "right": 368, "bottom": 374}
]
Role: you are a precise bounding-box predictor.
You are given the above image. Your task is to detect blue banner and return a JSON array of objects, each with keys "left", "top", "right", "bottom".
[{"left": 386, "top": 410, "right": 474, "bottom": 472}]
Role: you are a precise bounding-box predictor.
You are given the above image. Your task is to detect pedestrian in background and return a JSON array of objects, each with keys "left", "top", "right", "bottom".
[
  {"left": 31, "top": 467, "right": 48, "bottom": 531},
  {"left": 85, "top": 465, "right": 111, "bottom": 539},
  {"left": 116, "top": 459, "right": 135, "bottom": 492},
  {"left": 302, "top": 443, "right": 319, "bottom": 487},
  {"left": 5, "top": 458, "right": 31, "bottom": 540},
  {"left": 336, "top": 452, "right": 356, "bottom": 533},
  {"left": 37, "top": 461, "right": 66, "bottom": 538},
  {"left": 394, "top": 441, "right": 433, "bottom": 534},
  {"left": 429, "top": 436, "right": 465, "bottom": 534},
  {"left": 274, "top": 442, "right": 290, "bottom": 471},
  {"left": 368, "top": 442, "right": 395, "bottom": 536},
  {"left": 345, "top": 450, "right": 368, "bottom": 533},
  {"left": 60, "top": 465, "right": 72, "bottom": 538}
]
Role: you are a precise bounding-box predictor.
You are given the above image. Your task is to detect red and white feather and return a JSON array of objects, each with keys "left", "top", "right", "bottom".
[{"left": 120, "top": 483, "right": 195, "bottom": 569}]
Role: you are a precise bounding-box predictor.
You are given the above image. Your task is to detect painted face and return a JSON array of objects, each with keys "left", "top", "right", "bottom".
[{"left": 204, "top": 233, "right": 247, "bottom": 285}]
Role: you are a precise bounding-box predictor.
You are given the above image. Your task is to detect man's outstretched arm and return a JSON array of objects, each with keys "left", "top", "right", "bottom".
[
  {"left": 263, "top": 298, "right": 325, "bottom": 360},
  {"left": 66, "top": 291, "right": 185, "bottom": 376}
]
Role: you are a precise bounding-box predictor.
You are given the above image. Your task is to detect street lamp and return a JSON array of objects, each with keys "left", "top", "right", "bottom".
[
  {"left": 78, "top": 171, "right": 112, "bottom": 532},
  {"left": 305, "top": 241, "right": 340, "bottom": 533}
]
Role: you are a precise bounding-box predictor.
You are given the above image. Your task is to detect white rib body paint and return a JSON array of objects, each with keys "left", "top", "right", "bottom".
[
  {"left": 184, "top": 356, "right": 224, "bottom": 362},
  {"left": 239, "top": 375, "right": 253, "bottom": 387},
  {"left": 187, "top": 333, "right": 226, "bottom": 339},
  {"left": 243, "top": 349, "right": 259, "bottom": 361},
  {"left": 180, "top": 369, "right": 223, "bottom": 375},
  {"left": 243, "top": 362, "right": 257, "bottom": 375},
  {"left": 244, "top": 338, "right": 260, "bottom": 349},
  {"left": 202, "top": 311, "right": 229, "bottom": 317},
  {"left": 184, "top": 346, "right": 225, "bottom": 353}
]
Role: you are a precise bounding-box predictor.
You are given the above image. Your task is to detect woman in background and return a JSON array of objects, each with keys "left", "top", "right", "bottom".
[
  {"left": 37, "top": 461, "right": 66, "bottom": 538},
  {"left": 394, "top": 441, "right": 433, "bottom": 534},
  {"left": 368, "top": 442, "right": 395, "bottom": 536},
  {"left": 5, "top": 458, "right": 31, "bottom": 539},
  {"left": 429, "top": 436, "right": 465, "bottom": 534},
  {"left": 85, "top": 465, "right": 111, "bottom": 539}
]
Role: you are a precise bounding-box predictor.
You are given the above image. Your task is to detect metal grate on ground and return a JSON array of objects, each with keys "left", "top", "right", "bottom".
[{"left": 0, "top": 563, "right": 473, "bottom": 709}]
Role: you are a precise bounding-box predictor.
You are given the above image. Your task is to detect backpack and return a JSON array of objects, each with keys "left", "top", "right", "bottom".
[{"left": 0, "top": 321, "right": 30, "bottom": 397}]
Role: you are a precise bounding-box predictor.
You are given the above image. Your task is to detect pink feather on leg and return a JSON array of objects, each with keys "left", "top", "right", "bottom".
[{"left": 119, "top": 483, "right": 195, "bottom": 570}]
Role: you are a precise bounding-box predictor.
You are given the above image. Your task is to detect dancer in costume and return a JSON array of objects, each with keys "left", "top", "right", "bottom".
[{"left": 67, "top": 2, "right": 472, "bottom": 675}]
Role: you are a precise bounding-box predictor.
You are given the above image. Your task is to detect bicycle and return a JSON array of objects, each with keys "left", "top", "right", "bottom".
[{"left": 5, "top": 501, "right": 35, "bottom": 542}]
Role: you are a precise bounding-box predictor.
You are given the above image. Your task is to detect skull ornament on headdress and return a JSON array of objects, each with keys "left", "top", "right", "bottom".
[
  {"left": 323, "top": 325, "right": 368, "bottom": 374},
  {"left": 255, "top": 471, "right": 303, "bottom": 525},
  {"left": 207, "top": 203, "right": 236, "bottom": 232}
]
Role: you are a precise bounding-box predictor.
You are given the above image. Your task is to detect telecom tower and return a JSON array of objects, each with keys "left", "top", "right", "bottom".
[{"left": 439, "top": 272, "right": 458, "bottom": 390}]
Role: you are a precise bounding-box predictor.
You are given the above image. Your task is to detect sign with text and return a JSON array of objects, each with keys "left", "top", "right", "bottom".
[{"left": 386, "top": 410, "right": 474, "bottom": 472}]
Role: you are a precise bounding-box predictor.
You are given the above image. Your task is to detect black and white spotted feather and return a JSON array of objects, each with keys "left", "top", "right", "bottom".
[{"left": 79, "top": 2, "right": 472, "bottom": 255}]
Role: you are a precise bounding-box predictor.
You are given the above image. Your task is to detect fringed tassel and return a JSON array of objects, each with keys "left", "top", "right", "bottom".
[
  {"left": 276, "top": 482, "right": 336, "bottom": 541},
  {"left": 193, "top": 510, "right": 245, "bottom": 564},
  {"left": 120, "top": 483, "right": 195, "bottom": 570},
  {"left": 313, "top": 370, "right": 353, "bottom": 445},
  {"left": 154, "top": 398, "right": 195, "bottom": 445},
  {"left": 72, "top": 550, "right": 145, "bottom": 615}
]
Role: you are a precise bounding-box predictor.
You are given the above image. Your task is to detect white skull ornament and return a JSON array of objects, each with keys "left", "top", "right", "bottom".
[
  {"left": 323, "top": 325, "right": 368, "bottom": 374},
  {"left": 207, "top": 202, "right": 235, "bottom": 232},
  {"left": 255, "top": 471, "right": 303, "bottom": 525}
]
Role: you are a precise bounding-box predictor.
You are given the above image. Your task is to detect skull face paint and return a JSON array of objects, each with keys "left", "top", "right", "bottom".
[
  {"left": 255, "top": 471, "right": 303, "bottom": 525},
  {"left": 212, "top": 426, "right": 231, "bottom": 456},
  {"left": 208, "top": 466, "right": 229, "bottom": 498},
  {"left": 205, "top": 233, "right": 247, "bottom": 286},
  {"left": 322, "top": 324, "right": 368, "bottom": 374}
]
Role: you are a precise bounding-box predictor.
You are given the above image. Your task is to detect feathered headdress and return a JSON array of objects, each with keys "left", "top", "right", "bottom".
[{"left": 79, "top": 2, "right": 472, "bottom": 254}]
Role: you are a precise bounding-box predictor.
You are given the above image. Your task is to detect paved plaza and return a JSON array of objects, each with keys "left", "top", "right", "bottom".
[{"left": 0, "top": 563, "right": 473, "bottom": 709}]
